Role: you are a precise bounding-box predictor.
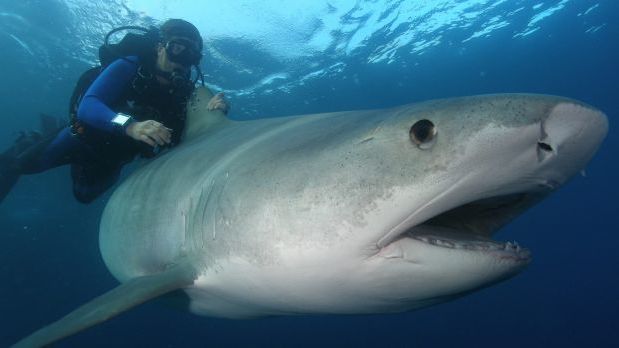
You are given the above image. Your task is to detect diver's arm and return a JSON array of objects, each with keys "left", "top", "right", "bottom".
[
  {"left": 77, "top": 57, "right": 138, "bottom": 135},
  {"left": 77, "top": 57, "right": 171, "bottom": 146}
]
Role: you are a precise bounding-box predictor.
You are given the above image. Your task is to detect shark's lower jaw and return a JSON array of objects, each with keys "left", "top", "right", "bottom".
[{"left": 394, "top": 192, "right": 542, "bottom": 262}]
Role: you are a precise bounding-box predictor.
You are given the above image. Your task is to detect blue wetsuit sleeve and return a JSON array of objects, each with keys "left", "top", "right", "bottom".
[{"left": 77, "top": 57, "right": 139, "bottom": 135}]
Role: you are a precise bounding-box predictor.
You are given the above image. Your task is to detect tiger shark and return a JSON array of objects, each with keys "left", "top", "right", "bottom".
[{"left": 14, "top": 87, "right": 607, "bottom": 347}]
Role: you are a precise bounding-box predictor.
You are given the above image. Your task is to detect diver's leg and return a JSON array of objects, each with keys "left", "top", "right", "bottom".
[
  {"left": 0, "top": 126, "right": 74, "bottom": 203},
  {"left": 20, "top": 128, "right": 81, "bottom": 173},
  {"left": 0, "top": 152, "right": 21, "bottom": 203},
  {"left": 71, "top": 162, "right": 122, "bottom": 204}
]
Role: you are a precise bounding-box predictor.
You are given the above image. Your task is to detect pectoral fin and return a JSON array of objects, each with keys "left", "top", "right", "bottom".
[{"left": 13, "top": 262, "right": 197, "bottom": 348}]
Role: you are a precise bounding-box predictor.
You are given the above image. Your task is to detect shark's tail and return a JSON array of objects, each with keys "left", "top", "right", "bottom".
[{"left": 12, "top": 261, "right": 197, "bottom": 348}]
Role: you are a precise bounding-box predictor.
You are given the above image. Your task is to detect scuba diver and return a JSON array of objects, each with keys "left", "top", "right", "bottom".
[{"left": 0, "top": 19, "right": 228, "bottom": 204}]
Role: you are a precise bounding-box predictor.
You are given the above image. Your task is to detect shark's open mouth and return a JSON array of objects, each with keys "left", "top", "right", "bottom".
[{"left": 402, "top": 193, "right": 539, "bottom": 260}]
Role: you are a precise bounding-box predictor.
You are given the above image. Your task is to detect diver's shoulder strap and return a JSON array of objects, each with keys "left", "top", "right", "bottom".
[{"left": 12, "top": 262, "right": 197, "bottom": 348}]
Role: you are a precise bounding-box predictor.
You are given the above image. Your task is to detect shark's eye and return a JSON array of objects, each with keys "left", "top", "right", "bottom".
[{"left": 410, "top": 119, "right": 437, "bottom": 149}]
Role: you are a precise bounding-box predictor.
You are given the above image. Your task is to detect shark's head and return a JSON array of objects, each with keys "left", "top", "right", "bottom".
[
  {"left": 341, "top": 95, "right": 608, "bottom": 311},
  {"left": 188, "top": 94, "right": 607, "bottom": 317}
]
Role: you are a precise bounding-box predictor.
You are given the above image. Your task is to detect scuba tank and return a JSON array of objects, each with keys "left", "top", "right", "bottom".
[{"left": 99, "top": 26, "right": 160, "bottom": 67}]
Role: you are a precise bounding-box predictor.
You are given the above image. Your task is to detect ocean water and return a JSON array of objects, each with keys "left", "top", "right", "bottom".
[{"left": 0, "top": 0, "right": 617, "bottom": 347}]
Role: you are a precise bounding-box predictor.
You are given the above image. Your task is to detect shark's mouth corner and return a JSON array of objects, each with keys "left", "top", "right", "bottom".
[{"left": 384, "top": 193, "right": 543, "bottom": 261}]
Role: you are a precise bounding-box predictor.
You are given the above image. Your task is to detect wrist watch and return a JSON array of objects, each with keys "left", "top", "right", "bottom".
[{"left": 111, "top": 113, "right": 134, "bottom": 133}]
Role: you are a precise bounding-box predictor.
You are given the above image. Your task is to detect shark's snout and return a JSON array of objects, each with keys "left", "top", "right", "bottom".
[
  {"left": 537, "top": 102, "right": 608, "bottom": 181},
  {"left": 543, "top": 103, "right": 608, "bottom": 155}
]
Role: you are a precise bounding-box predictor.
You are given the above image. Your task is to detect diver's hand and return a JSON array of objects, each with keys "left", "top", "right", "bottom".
[
  {"left": 125, "top": 120, "right": 172, "bottom": 147},
  {"left": 207, "top": 92, "right": 229, "bottom": 114}
]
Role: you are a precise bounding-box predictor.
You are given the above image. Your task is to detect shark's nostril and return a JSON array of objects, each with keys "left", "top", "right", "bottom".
[{"left": 537, "top": 141, "right": 553, "bottom": 152}]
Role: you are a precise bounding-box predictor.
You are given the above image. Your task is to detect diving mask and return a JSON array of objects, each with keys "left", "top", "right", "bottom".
[{"left": 164, "top": 38, "right": 202, "bottom": 66}]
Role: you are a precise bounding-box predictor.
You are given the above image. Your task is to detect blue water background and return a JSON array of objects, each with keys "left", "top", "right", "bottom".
[{"left": 0, "top": 1, "right": 617, "bottom": 347}]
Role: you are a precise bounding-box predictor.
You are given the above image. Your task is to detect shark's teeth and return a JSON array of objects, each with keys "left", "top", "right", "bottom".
[
  {"left": 410, "top": 234, "right": 528, "bottom": 255},
  {"left": 434, "top": 239, "right": 455, "bottom": 248},
  {"left": 504, "top": 241, "right": 522, "bottom": 252}
]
